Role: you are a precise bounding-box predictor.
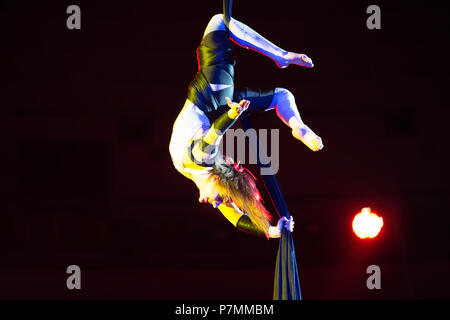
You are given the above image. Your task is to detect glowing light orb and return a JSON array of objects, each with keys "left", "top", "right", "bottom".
[{"left": 352, "top": 207, "right": 383, "bottom": 239}]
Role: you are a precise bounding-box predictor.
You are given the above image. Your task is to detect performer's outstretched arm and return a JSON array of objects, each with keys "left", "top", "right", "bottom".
[
  {"left": 191, "top": 98, "right": 249, "bottom": 166},
  {"left": 218, "top": 202, "right": 292, "bottom": 238}
]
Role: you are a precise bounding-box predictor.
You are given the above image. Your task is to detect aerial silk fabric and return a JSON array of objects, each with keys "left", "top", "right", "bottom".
[
  {"left": 240, "top": 114, "right": 302, "bottom": 300},
  {"left": 273, "top": 226, "right": 302, "bottom": 300}
]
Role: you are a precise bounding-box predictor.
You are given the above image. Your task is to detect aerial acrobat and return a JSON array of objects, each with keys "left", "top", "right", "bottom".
[{"left": 169, "top": 0, "right": 323, "bottom": 239}]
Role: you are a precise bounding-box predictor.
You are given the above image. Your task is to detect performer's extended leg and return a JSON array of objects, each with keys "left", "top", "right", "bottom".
[
  {"left": 235, "top": 87, "right": 323, "bottom": 152},
  {"left": 228, "top": 19, "right": 314, "bottom": 69},
  {"left": 203, "top": 13, "right": 313, "bottom": 68},
  {"left": 271, "top": 88, "right": 323, "bottom": 151}
]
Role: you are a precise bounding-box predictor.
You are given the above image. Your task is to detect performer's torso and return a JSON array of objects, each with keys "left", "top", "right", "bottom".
[
  {"left": 169, "top": 99, "right": 214, "bottom": 179},
  {"left": 170, "top": 31, "right": 237, "bottom": 178}
]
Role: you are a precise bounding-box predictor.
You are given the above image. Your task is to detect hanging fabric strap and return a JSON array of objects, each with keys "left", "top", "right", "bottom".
[
  {"left": 240, "top": 113, "right": 302, "bottom": 300},
  {"left": 223, "top": 0, "right": 233, "bottom": 30}
]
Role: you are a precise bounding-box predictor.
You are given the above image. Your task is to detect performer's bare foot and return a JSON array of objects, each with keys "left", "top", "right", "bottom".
[
  {"left": 277, "top": 52, "right": 314, "bottom": 69},
  {"left": 291, "top": 123, "right": 323, "bottom": 152}
]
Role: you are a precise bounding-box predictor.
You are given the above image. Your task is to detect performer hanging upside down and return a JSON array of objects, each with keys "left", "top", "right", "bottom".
[{"left": 169, "top": 0, "right": 324, "bottom": 239}]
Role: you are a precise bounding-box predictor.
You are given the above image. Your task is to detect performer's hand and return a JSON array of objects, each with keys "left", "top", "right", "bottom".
[
  {"left": 269, "top": 216, "right": 295, "bottom": 238},
  {"left": 226, "top": 97, "right": 250, "bottom": 119},
  {"left": 278, "top": 216, "right": 295, "bottom": 232}
]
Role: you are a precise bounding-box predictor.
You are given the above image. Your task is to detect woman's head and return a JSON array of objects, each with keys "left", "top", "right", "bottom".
[
  {"left": 196, "top": 173, "right": 231, "bottom": 208},
  {"left": 206, "top": 157, "right": 273, "bottom": 237}
]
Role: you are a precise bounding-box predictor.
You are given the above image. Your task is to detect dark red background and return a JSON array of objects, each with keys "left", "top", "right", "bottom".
[{"left": 1, "top": 0, "right": 449, "bottom": 299}]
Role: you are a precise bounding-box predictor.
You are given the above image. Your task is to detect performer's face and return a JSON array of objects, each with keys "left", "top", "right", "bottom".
[{"left": 198, "top": 175, "right": 228, "bottom": 208}]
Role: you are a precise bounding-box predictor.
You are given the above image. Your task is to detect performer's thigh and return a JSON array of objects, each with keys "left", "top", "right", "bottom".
[{"left": 233, "top": 87, "right": 276, "bottom": 114}]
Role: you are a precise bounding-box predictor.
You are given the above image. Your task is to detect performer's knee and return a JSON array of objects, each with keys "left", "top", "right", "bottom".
[
  {"left": 212, "top": 13, "right": 224, "bottom": 23},
  {"left": 204, "top": 14, "right": 226, "bottom": 36},
  {"left": 274, "top": 87, "right": 296, "bottom": 107}
]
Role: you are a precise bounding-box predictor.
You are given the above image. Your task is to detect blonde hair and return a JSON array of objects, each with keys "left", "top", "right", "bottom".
[{"left": 209, "top": 157, "right": 273, "bottom": 238}]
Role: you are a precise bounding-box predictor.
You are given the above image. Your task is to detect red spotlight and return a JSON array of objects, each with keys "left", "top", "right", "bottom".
[{"left": 352, "top": 207, "right": 383, "bottom": 239}]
